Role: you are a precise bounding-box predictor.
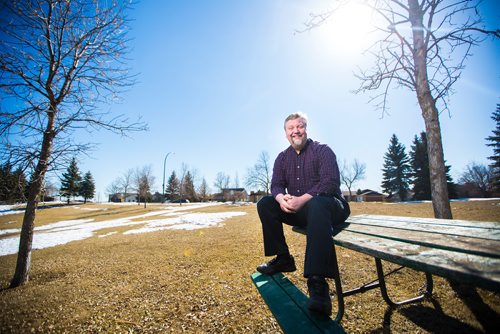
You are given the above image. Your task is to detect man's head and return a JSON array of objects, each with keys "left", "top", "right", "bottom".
[{"left": 284, "top": 112, "right": 308, "bottom": 152}]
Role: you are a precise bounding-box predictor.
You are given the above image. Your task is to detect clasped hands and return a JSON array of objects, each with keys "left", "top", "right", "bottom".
[{"left": 276, "top": 193, "right": 312, "bottom": 213}]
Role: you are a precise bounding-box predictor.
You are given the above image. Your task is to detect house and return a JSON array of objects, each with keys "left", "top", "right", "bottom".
[
  {"left": 342, "top": 189, "right": 386, "bottom": 202},
  {"left": 356, "top": 189, "right": 386, "bottom": 202},
  {"left": 249, "top": 190, "right": 268, "bottom": 203},
  {"left": 108, "top": 193, "right": 137, "bottom": 203},
  {"left": 213, "top": 188, "right": 249, "bottom": 202}
]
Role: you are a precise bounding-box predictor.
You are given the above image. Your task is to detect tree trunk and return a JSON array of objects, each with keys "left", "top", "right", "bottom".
[
  {"left": 409, "top": 0, "right": 452, "bottom": 219},
  {"left": 10, "top": 113, "right": 55, "bottom": 288}
]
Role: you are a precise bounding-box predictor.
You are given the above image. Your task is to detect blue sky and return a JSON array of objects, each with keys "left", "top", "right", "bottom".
[{"left": 71, "top": 0, "right": 499, "bottom": 201}]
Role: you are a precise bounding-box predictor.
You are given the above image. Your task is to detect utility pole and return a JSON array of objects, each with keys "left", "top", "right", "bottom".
[{"left": 162, "top": 152, "right": 174, "bottom": 202}]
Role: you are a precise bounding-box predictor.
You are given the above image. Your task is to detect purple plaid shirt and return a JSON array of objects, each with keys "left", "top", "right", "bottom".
[{"left": 271, "top": 139, "right": 342, "bottom": 198}]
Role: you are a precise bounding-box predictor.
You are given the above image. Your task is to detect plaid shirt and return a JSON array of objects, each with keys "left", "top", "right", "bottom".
[{"left": 271, "top": 139, "right": 342, "bottom": 198}]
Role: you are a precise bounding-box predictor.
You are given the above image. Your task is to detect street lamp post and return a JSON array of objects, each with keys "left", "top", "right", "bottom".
[{"left": 162, "top": 152, "right": 174, "bottom": 203}]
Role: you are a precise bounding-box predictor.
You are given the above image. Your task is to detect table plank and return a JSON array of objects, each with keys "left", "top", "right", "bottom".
[
  {"left": 332, "top": 229, "right": 500, "bottom": 292},
  {"left": 347, "top": 215, "right": 500, "bottom": 240},
  {"left": 351, "top": 214, "right": 500, "bottom": 228},
  {"left": 339, "top": 223, "right": 500, "bottom": 258}
]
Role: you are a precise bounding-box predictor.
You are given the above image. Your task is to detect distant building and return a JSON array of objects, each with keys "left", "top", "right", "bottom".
[
  {"left": 342, "top": 189, "right": 386, "bottom": 202},
  {"left": 249, "top": 190, "right": 268, "bottom": 203},
  {"left": 356, "top": 189, "right": 386, "bottom": 202},
  {"left": 213, "top": 188, "right": 249, "bottom": 202},
  {"left": 108, "top": 193, "right": 137, "bottom": 203}
]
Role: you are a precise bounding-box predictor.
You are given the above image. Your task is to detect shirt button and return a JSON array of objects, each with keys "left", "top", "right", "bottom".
[
  {"left": 297, "top": 165, "right": 300, "bottom": 168},
  {"left": 297, "top": 177, "right": 300, "bottom": 180}
]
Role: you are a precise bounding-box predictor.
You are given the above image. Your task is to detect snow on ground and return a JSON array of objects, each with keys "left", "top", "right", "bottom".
[
  {"left": 0, "top": 203, "right": 246, "bottom": 257},
  {"left": 0, "top": 205, "right": 25, "bottom": 216}
]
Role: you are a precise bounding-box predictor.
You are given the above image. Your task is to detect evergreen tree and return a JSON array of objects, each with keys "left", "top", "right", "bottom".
[
  {"left": 410, "top": 132, "right": 457, "bottom": 200},
  {"left": 182, "top": 171, "right": 197, "bottom": 202},
  {"left": 60, "top": 158, "right": 82, "bottom": 203},
  {"left": 486, "top": 104, "right": 500, "bottom": 193},
  {"left": 0, "top": 163, "right": 12, "bottom": 202},
  {"left": 11, "top": 167, "right": 28, "bottom": 203},
  {"left": 165, "top": 171, "right": 180, "bottom": 201},
  {"left": 381, "top": 134, "right": 411, "bottom": 201},
  {"left": 410, "top": 133, "right": 431, "bottom": 200},
  {"left": 79, "top": 171, "right": 96, "bottom": 203},
  {"left": 0, "top": 163, "right": 27, "bottom": 203}
]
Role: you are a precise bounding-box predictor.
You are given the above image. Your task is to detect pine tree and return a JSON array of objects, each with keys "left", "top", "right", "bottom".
[
  {"left": 381, "top": 134, "right": 411, "bottom": 201},
  {"left": 79, "top": 171, "right": 96, "bottom": 203},
  {"left": 486, "top": 104, "right": 500, "bottom": 193},
  {"left": 60, "top": 158, "right": 82, "bottom": 203},
  {"left": 410, "top": 133, "right": 431, "bottom": 200},
  {"left": 0, "top": 163, "right": 12, "bottom": 202},
  {"left": 165, "top": 171, "right": 180, "bottom": 201},
  {"left": 0, "top": 163, "right": 28, "bottom": 203},
  {"left": 182, "top": 171, "right": 197, "bottom": 202},
  {"left": 410, "top": 132, "right": 457, "bottom": 200},
  {"left": 11, "top": 167, "right": 28, "bottom": 203}
]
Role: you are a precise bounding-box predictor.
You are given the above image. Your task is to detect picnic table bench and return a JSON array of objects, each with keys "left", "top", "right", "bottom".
[{"left": 251, "top": 214, "right": 500, "bottom": 333}]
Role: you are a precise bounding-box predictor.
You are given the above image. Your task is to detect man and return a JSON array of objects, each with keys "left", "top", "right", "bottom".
[{"left": 256, "top": 112, "right": 350, "bottom": 316}]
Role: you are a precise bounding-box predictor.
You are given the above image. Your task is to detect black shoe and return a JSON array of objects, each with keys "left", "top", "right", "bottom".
[
  {"left": 307, "top": 276, "right": 332, "bottom": 316},
  {"left": 256, "top": 254, "right": 296, "bottom": 275}
]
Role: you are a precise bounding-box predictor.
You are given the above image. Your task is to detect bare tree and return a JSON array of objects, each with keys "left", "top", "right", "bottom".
[
  {"left": 134, "top": 165, "right": 155, "bottom": 208},
  {"left": 302, "top": 0, "right": 499, "bottom": 219},
  {"left": 106, "top": 178, "right": 122, "bottom": 199},
  {"left": 233, "top": 172, "right": 240, "bottom": 188},
  {"left": 120, "top": 168, "right": 135, "bottom": 201},
  {"left": 177, "top": 163, "right": 189, "bottom": 205},
  {"left": 214, "top": 171, "right": 231, "bottom": 194},
  {"left": 41, "top": 178, "right": 58, "bottom": 202},
  {"left": 0, "top": 0, "right": 146, "bottom": 287},
  {"left": 459, "top": 162, "right": 493, "bottom": 197},
  {"left": 340, "top": 159, "right": 366, "bottom": 201},
  {"left": 245, "top": 151, "right": 272, "bottom": 194},
  {"left": 197, "top": 177, "right": 210, "bottom": 202}
]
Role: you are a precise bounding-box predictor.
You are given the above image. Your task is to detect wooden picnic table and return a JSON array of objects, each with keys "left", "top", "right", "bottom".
[
  {"left": 297, "top": 214, "right": 500, "bottom": 322},
  {"left": 252, "top": 214, "right": 500, "bottom": 332}
]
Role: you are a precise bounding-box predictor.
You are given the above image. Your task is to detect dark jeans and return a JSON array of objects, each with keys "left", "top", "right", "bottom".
[{"left": 257, "top": 195, "right": 348, "bottom": 278}]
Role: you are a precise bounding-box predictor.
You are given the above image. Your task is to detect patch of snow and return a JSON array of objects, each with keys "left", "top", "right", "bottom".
[
  {"left": 99, "top": 232, "right": 118, "bottom": 238},
  {"left": 0, "top": 228, "right": 20, "bottom": 236},
  {"left": 124, "top": 212, "right": 247, "bottom": 234},
  {"left": 73, "top": 207, "right": 108, "bottom": 211},
  {"left": 0, "top": 203, "right": 247, "bottom": 257}
]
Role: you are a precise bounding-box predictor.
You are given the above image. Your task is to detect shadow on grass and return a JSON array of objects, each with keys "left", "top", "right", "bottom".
[
  {"left": 372, "top": 293, "right": 498, "bottom": 334},
  {"left": 449, "top": 280, "right": 500, "bottom": 334},
  {"left": 366, "top": 302, "right": 482, "bottom": 334},
  {"left": 399, "top": 304, "right": 484, "bottom": 334}
]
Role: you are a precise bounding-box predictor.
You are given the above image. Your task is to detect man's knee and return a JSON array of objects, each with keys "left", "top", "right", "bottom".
[
  {"left": 257, "top": 195, "right": 277, "bottom": 214},
  {"left": 257, "top": 195, "right": 275, "bottom": 207},
  {"left": 306, "top": 196, "right": 333, "bottom": 212}
]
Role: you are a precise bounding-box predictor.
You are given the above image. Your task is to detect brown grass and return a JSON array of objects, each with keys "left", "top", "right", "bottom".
[{"left": 0, "top": 200, "right": 499, "bottom": 333}]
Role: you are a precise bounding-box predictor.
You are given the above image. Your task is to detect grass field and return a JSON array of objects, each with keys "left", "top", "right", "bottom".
[{"left": 0, "top": 200, "right": 499, "bottom": 333}]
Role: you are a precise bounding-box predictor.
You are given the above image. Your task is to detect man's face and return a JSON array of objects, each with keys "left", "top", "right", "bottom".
[{"left": 285, "top": 118, "right": 307, "bottom": 151}]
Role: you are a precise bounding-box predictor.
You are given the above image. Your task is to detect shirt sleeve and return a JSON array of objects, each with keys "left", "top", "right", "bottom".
[
  {"left": 271, "top": 152, "right": 287, "bottom": 198},
  {"left": 306, "top": 145, "right": 340, "bottom": 197}
]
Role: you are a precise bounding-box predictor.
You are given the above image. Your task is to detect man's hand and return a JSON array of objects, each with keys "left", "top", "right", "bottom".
[
  {"left": 276, "top": 193, "right": 312, "bottom": 213},
  {"left": 276, "top": 193, "right": 294, "bottom": 213}
]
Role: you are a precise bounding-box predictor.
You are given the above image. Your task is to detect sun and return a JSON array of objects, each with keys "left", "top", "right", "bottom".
[{"left": 312, "top": 2, "right": 377, "bottom": 59}]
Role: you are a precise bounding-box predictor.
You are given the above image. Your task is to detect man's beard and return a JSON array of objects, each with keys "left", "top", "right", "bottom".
[
  {"left": 292, "top": 137, "right": 304, "bottom": 146},
  {"left": 292, "top": 136, "right": 306, "bottom": 149}
]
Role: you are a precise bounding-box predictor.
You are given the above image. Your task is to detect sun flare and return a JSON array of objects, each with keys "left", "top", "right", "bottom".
[{"left": 313, "top": 2, "right": 376, "bottom": 58}]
